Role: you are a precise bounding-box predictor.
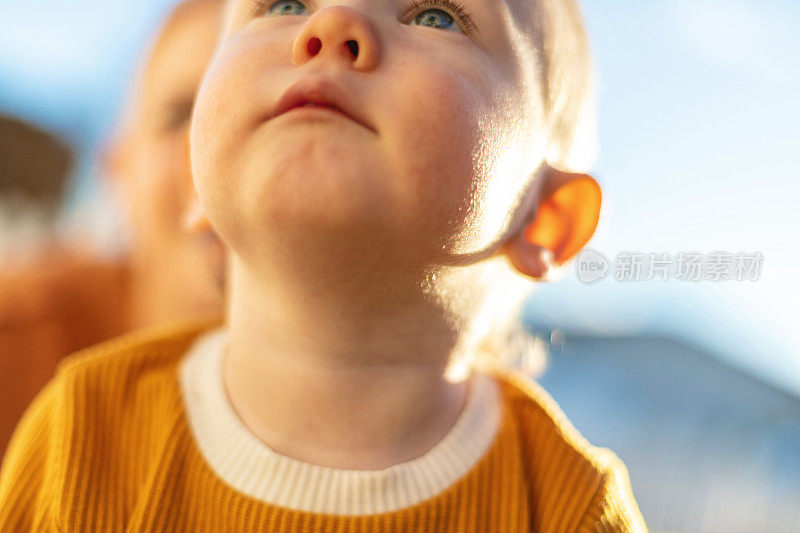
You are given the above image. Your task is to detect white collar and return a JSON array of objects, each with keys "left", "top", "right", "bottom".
[{"left": 178, "top": 327, "right": 502, "bottom": 515}]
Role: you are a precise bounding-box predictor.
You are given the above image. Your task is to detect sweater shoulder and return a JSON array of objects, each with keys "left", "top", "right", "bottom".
[
  {"left": 54, "top": 316, "right": 223, "bottom": 381},
  {"left": 0, "top": 317, "right": 222, "bottom": 530},
  {"left": 480, "top": 363, "right": 648, "bottom": 531},
  {"left": 50, "top": 316, "right": 223, "bottom": 451},
  {"left": 490, "top": 363, "right": 614, "bottom": 471}
]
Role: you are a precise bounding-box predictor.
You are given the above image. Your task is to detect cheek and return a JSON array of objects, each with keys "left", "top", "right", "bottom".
[
  {"left": 191, "top": 32, "right": 286, "bottom": 242},
  {"left": 384, "top": 58, "right": 499, "bottom": 247},
  {"left": 192, "top": 58, "right": 248, "bottom": 238}
]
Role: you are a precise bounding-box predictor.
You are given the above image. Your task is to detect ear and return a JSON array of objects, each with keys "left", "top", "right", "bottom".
[
  {"left": 503, "top": 165, "right": 602, "bottom": 281},
  {"left": 182, "top": 196, "right": 213, "bottom": 234}
]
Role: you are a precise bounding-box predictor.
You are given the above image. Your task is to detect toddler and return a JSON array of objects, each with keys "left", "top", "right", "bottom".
[{"left": 0, "top": 0, "right": 647, "bottom": 530}]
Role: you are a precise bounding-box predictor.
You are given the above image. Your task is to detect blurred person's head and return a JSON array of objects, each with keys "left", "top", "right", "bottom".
[
  {"left": 189, "top": 0, "right": 600, "bottom": 370},
  {"left": 0, "top": 115, "right": 74, "bottom": 263},
  {"left": 105, "top": 0, "right": 225, "bottom": 327}
]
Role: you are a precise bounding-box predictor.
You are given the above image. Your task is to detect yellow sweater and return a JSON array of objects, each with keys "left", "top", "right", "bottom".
[{"left": 0, "top": 319, "right": 646, "bottom": 532}]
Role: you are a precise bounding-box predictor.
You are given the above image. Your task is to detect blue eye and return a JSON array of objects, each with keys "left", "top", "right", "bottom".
[
  {"left": 408, "top": 0, "right": 475, "bottom": 35},
  {"left": 255, "top": 0, "right": 477, "bottom": 35},
  {"left": 411, "top": 9, "right": 459, "bottom": 33},
  {"left": 267, "top": 0, "right": 307, "bottom": 16}
]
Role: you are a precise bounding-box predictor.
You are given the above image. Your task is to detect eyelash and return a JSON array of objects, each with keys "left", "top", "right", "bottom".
[
  {"left": 253, "top": 0, "right": 305, "bottom": 16},
  {"left": 252, "top": 0, "right": 478, "bottom": 35},
  {"left": 405, "top": 0, "right": 478, "bottom": 34}
]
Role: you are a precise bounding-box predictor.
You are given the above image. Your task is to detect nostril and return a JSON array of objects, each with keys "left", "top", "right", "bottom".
[
  {"left": 345, "top": 40, "right": 359, "bottom": 58},
  {"left": 307, "top": 37, "right": 322, "bottom": 55}
]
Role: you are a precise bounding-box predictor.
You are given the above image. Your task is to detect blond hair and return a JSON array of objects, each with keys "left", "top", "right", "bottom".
[{"left": 466, "top": 0, "right": 596, "bottom": 377}]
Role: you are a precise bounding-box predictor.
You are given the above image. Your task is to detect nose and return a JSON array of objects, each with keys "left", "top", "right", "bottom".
[{"left": 292, "top": 6, "right": 379, "bottom": 71}]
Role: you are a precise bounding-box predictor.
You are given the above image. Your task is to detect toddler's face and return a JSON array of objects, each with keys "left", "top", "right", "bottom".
[
  {"left": 115, "top": 0, "right": 225, "bottom": 312},
  {"left": 192, "top": 0, "right": 544, "bottom": 270}
]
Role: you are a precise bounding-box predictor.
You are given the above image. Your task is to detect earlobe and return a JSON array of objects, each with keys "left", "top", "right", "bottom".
[
  {"left": 504, "top": 166, "right": 602, "bottom": 280},
  {"left": 503, "top": 237, "right": 556, "bottom": 281}
]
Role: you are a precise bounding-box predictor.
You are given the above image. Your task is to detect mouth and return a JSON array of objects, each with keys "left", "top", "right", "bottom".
[
  {"left": 271, "top": 77, "right": 373, "bottom": 132},
  {"left": 284, "top": 102, "right": 349, "bottom": 119}
]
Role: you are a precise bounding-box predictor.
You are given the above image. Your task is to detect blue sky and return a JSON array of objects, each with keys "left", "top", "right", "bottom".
[
  {"left": 1, "top": 0, "right": 798, "bottom": 392},
  {"left": 563, "top": 0, "right": 800, "bottom": 393}
]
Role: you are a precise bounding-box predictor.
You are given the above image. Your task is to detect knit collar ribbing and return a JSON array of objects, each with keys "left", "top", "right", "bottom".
[{"left": 178, "top": 327, "right": 503, "bottom": 515}]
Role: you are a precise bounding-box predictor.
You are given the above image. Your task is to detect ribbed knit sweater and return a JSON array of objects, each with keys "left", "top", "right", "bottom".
[{"left": 0, "top": 319, "right": 646, "bottom": 532}]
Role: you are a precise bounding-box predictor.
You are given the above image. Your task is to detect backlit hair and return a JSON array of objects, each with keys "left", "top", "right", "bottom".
[{"left": 465, "top": 0, "right": 597, "bottom": 377}]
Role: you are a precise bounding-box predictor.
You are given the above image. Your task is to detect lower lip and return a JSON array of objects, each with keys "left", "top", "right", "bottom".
[
  {"left": 277, "top": 105, "right": 369, "bottom": 129},
  {"left": 281, "top": 105, "right": 350, "bottom": 120}
]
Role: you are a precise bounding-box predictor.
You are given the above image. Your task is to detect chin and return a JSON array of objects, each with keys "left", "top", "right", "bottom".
[{"left": 234, "top": 150, "right": 391, "bottom": 227}]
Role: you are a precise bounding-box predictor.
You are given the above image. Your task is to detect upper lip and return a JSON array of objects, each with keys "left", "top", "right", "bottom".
[{"left": 271, "top": 77, "right": 373, "bottom": 131}]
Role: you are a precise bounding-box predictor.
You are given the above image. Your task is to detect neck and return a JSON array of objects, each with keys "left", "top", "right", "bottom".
[{"left": 224, "top": 254, "right": 476, "bottom": 470}]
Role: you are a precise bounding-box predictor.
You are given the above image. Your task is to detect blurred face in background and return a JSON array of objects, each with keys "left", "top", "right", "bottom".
[{"left": 106, "top": 0, "right": 225, "bottom": 326}]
